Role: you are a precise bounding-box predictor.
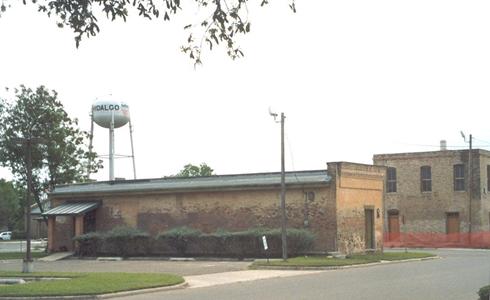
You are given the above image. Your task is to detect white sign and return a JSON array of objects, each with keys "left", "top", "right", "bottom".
[{"left": 262, "top": 235, "right": 268, "bottom": 250}]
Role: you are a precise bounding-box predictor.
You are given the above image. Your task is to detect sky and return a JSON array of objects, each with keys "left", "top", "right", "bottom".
[{"left": 0, "top": 0, "right": 489, "bottom": 182}]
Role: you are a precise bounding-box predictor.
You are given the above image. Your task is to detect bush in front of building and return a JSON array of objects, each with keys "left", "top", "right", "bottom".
[
  {"left": 478, "top": 285, "right": 490, "bottom": 300},
  {"left": 190, "top": 228, "right": 315, "bottom": 258},
  {"left": 73, "top": 232, "right": 102, "bottom": 257},
  {"left": 268, "top": 228, "right": 315, "bottom": 255},
  {"left": 103, "top": 226, "right": 150, "bottom": 257},
  {"left": 156, "top": 227, "right": 201, "bottom": 256},
  {"left": 75, "top": 227, "right": 150, "bottom": 257},
  {"left": 74, "top": 227, "right": 315, "bottom": 258}
]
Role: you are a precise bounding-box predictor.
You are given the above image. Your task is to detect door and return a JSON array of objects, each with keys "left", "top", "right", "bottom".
[
  {"left": 83, "top": 210, "right": 96, "bottom": 233},
  {"left": 365, "top": 208, "right": 375, "bottom": 249},
  {"left": 388, "top": 211, "right": 400, "bottom": 241},
  {"left": 446, "top": 212, "right": 460, "bottom": 242}
]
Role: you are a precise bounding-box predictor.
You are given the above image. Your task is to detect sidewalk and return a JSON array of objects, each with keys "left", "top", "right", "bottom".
[{"left": 184, "top": 269, "right": 322, "bottom": 289}]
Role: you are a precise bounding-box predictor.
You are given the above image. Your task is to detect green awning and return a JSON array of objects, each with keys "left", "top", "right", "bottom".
[{"left": 42, "top": 202, "right": 99, "bottom": 216}]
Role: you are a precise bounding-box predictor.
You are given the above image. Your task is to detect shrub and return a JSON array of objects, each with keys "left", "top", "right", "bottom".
[
  {"left": 74, "top": 226, "right": 315, "bottom": 258},
  {"left": 157, "top": 227, "right": 202, "bottom": 256},
  {"left": 73, "top": 232, "right": 102, "bottom": 257},
  {"left": 478, "top": 285, "right": 490, "bottom": 300},
  {"left": 285, "top": 228, "right": 315, "bottom": 254},
  {"left": 103, "top": 226, "right": 150, "bottom": 257},
  {"left": 160, "top": 226, "right": 201, "bottom": 238},
  {"left": 204, "top": 228, "right": 315, "bottom": 258}
]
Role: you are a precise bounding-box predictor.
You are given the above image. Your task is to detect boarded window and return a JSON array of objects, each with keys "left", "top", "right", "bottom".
[
  {"left": 454, "top": 164, "right": 465, "bottom": 191},
  {"left": 421, "top": 166, "right": 432, "bottom": 192},
  {"left": 387, "top": 167, "right": 397, "bottom": 193}
]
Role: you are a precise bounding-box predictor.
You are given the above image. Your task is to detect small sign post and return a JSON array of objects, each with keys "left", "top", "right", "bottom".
[{"left": 262, "top": 235, "right": 269, "bottom": 263}]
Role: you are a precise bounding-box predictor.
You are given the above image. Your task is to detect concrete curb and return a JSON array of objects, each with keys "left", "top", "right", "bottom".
[
  {"left": 98, "top": 282, "right": 188, "bottom": 299},
  {"left": 70, "top": 256, "right": 255, "bottom": 262},
  {"left": 0, "top": 282, "right": 188, "bottom": 300},
  {"left": 250, "top": 256, "right": 441, "bottom": 271},
  {"left": 390, "top": 247, "right": 490, "bottom": 252}
]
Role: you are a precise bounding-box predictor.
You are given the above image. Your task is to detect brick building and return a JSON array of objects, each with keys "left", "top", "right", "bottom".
[
  {"left": 373, "top": 148, "right": 490, "bottom": 247},
  {"left": 44, "top": 162, "right": 385, "bottom": 254}
]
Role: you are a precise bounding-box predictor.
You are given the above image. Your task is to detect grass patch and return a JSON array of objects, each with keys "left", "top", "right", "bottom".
[
  {"left": 0, "top": 271, "right": 184, "bottom": 297},
  {"left": 0, "top": 252, "right": 48, "bottom": 260},
  {"left": 349, "top": 252, "right": 435, "bottom": 261},
  {"left": 252, "top": 256, "right": 377, "bottom": 267},
  {"left": 251, "top": 251, "right": 436, "bottom": 268}
]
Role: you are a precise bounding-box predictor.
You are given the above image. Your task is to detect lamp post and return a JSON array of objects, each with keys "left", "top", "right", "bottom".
[{"left": 270, "top": 110, "right": 288, "bottom": 260}]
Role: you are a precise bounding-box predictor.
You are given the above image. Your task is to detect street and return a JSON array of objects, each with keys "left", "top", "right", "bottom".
[
  {"left": 117, "top": 249, "right": 490, "bottom": 300},
  {"left": 1, "top": 248, "right": 489, "bottom": 299}
]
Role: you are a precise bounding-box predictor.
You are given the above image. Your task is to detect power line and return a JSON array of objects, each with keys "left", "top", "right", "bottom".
[
  {"left": 472, "top": 137, "right": 490, "bottom": 145},
  {"left": 391, "top": 141, "right": 490, "bottom": 149}
]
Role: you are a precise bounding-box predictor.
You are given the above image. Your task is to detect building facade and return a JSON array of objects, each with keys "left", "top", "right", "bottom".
[
  {"left": 45, "top": 162, "right": 385, "bottom": 255},
  {"left": 374, "top": 149, "right": 490, "bottom": 247}
]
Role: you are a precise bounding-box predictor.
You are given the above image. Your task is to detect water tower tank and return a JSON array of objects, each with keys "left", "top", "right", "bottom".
[{"left": 92, "top": 100, "right": 130, "bottom": 128}]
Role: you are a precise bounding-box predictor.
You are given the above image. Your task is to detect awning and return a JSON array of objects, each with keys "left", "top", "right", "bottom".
[{"left": 42, "top": 202, "right": 99, "bottom": 216}]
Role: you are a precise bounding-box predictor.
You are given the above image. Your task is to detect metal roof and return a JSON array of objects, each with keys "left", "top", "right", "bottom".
[
  {"left": 42, "top": 202, "right": 99, "bottom": 216},
  {"left": 51, "top": 170, "right": 331, "bottom": 196}
]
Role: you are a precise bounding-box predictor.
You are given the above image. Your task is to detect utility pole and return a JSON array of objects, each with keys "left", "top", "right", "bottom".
[
  {"left": 280, "top": 112, "right": 288, "bottom": 261},
  {"left": 468, "top": 134, "right": 472, "bottom": 244},
  {"left": 461, "top": 131, "right": 473, "bottom": 245},
  {"left": 269, "top": 109, "right": 288, "bottom": 261},
  {"left": 24, "top": 138, "right": 33, "bottom": 273},
  {"left": 13, "top": 136, "right": 45, "bottom": 273}
]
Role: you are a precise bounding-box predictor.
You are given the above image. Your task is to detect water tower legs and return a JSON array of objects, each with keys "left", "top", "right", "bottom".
[
  {"left": 109, "top": 111, "right": 115, "bottom": 181},
  {"left": 129, "top": 120, "right": 136, "bottom": 180}
]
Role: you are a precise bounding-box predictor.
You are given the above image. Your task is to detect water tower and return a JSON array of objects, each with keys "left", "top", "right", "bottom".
[{"left": 88, "top": 100, "right": 136, "bottom": 181}]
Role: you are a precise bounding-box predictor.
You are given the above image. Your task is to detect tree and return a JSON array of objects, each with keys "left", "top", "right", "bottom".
[
  {"left": 175, "top": 163, "right": 214, "bottom": 177},
  {"left": 0, "top": 85, "right": 102, "bottom": 214},
  {"left": 0, "top": 179, "right": 23, "bottom": 231},
  {"left": 0, "top": 0, "right": 295, "bottom": 65}
]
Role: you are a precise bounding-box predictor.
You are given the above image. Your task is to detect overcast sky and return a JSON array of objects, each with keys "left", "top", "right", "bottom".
[{"left": 0, "top": 0, "right": 489, "bottom": 182}]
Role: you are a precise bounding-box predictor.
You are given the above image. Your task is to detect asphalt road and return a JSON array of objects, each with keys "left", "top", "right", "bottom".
[{"left": 118, "top": 249, "right": 490, "bottom": 300}]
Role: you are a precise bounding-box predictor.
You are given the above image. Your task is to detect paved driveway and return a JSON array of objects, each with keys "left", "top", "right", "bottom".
[
  {"left": 2, "top": 249, "right": 489, "bottom": 299},
  {"left": 116, "top": 249, "right": 490, "bottom": 300}
]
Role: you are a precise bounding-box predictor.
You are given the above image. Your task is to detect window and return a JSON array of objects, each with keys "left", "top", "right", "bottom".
[
  {"left": 487, "top": 165, "right": 490, "bottom": 192},
  {"left": 420, "top": 166, "right": 432, "bottom": 192},
  {"left": 454, "top": 164, "right": 465, "bottom": 191},
  {"left": 387, "top": 167, "right": 397, "bottom": 193}
]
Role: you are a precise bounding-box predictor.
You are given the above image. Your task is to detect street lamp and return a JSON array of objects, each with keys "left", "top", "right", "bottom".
[{"left": 269, "top": 109, "right": 288, "bottom": 261}]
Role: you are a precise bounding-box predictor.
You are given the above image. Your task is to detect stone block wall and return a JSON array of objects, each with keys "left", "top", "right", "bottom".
[
  {"left": 76, "top": 186, "right": 337, "bottom": 252},
  {"left": 328, "top": 162, "right": 385, "bottom": 254},
  {"left": 374, "top": 149, "right": 490, "bottom": 234}
]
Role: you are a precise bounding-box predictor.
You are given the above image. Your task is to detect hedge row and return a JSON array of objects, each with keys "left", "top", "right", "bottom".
[{"left": 73, "top": 226, "right": 315, "bottom": 258}]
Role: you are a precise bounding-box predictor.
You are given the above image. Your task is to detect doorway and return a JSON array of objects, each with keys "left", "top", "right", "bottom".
[
  {"left": 446, "top": 212, "right": 460, "bottom": 242},
  {"left": 388, "top": 210, "right": 400, "bottom": 241},
  {"left": 365, "top": 208, "right": 375, "bottom": 249}
]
